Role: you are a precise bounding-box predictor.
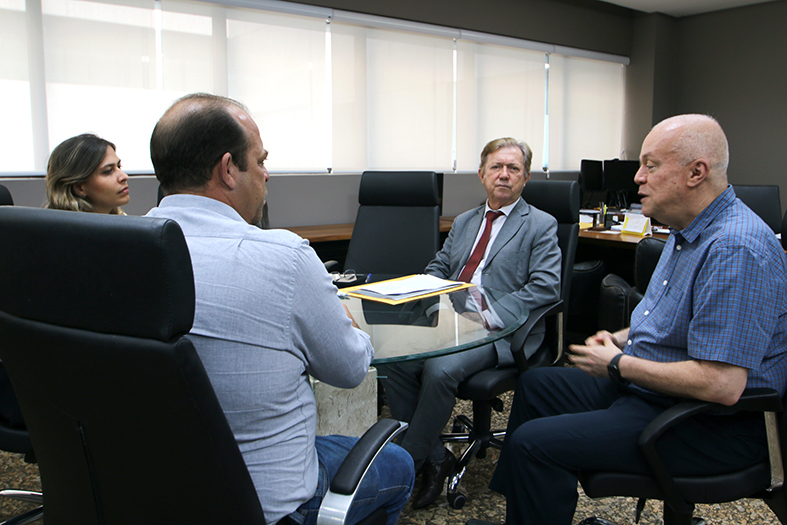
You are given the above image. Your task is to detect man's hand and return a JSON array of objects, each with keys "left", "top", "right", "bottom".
[
  {"left": 571, "top": 329, "right": 749, "bottom": 405},
  {"left": 584, "top": 328, "right": 628, "bottom": 349},
  {"left": 342, "top": 304, "right": 360, "bottom": 329},
  {"left": 569, "top": 334, "right": 622, "bottom": 378}
]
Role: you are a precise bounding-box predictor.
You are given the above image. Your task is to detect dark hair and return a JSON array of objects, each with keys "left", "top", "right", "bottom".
[
  {"left": 45, "top": 134, "right": 123, "bottom": 214},
  {"left": 150, "top": 93, "right": 250, "bottom": 193}
]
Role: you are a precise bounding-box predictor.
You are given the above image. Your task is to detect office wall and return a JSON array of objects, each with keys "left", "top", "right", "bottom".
[
  {"left": 673, "top": 1, "right": 787, "bottom": 202},
  {"left": 293, "top": 0, "right": 634, "bottom": 56}
]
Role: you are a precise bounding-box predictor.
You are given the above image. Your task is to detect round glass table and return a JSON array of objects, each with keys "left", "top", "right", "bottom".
[{"left": 339, "top": 285, "right": 529, "bottom": 365}]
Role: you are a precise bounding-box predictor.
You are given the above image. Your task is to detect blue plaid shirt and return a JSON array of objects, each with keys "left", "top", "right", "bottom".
[{"left": 626, "top": 186, "right": 787, "bottom": 396}]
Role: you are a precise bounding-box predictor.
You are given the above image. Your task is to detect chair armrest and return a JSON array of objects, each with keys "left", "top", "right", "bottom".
[
  {"left": 509, "top": 300, "right": 563, "bottom": 374},
  {"left": 639, "top": 388, "right": 782, "bottom": 448},
  {"left": 637, "top": 388, "right": 783, "bottom": 515},
  {"left": 317, "top": 419, "right": 408, "bottom": 525}
]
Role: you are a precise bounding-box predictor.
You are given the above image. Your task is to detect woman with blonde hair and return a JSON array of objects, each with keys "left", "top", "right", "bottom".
[{"left": 45, "top": 133, "right": 130, "bottom": 214}]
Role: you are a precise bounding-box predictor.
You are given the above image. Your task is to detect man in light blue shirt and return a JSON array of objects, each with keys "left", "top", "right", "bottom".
[
  {"left": 480, "top": 114, "right": 787, "bottom": 525},
  {"left": 146, "top": 93, "right": 413, "bottom": 525}
]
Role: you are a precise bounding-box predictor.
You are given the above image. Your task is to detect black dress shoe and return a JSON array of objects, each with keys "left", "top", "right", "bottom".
[{"left": 411, "top": 449, "right": 457, "bottom": 509}]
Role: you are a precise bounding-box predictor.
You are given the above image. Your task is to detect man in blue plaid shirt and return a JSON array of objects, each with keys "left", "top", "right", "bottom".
[{"left": 477, "top": 114, "right": 787, "bottom": 525}]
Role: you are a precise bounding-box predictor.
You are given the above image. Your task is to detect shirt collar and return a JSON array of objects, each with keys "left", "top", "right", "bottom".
[
  {"left": 158, "top": 194, "right": 247, "bottom": 224},
  {"left": 485, "top": 198, "right": 520, "bottom": 217},
  {"left": 677, "top": 185, "right": 735, "bottom": 243}
]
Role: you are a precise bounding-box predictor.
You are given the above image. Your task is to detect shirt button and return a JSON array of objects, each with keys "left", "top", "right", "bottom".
[
  {"left": 627, "top": 339, "right": 632, "bottom": 346},
  {"left": 663, "top": 280, "right": 667, "bottom": 286},
  {"left": 676, "top": 245, "right": 682, "bottom": 251},
  {"left": 644, "top": 310, "right": 650, "bottom": 315}
]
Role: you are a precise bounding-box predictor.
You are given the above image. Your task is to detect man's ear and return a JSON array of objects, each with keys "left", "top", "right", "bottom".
[
  {"left": 686, "top": 158, "right": 710, "bottom": 188},
  {"left": 215, "top": 152, "right": 237, "bottom": 190}
]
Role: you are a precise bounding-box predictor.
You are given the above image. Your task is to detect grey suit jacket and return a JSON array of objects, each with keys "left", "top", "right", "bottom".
[{"left": 425, "top": 198, "right": 561, "bottom": 366}]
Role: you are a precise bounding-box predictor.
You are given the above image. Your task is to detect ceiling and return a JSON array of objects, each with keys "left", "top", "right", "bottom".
[{"left": 595, "top": 0, "right": 778, "bottom": 17}]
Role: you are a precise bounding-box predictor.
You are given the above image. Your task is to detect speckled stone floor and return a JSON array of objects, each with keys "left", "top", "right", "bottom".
[{"left": 0, "top": 393, "right": 781, "bottom": 524}]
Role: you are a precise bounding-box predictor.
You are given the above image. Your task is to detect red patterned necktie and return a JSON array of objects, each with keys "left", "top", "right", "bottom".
[{"left": 457, "top": 210, "right": 504, "bottom": 283}]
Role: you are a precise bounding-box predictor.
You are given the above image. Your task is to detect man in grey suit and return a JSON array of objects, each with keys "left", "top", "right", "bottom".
[{"left": 377, "top": 137, "right": 562, "bottom": 509}]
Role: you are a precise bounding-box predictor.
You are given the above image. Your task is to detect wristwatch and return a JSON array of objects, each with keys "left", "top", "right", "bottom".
[{"left": 607, "top": 353, "right": 628, "bottom": 385}]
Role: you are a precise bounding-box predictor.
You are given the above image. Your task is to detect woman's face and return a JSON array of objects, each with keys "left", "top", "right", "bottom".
[{"left": 75, "top": 145, "right": 130, "bottom": 213}]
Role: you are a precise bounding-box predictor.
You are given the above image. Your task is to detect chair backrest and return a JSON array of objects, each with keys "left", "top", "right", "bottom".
[
  {"left": 0, "top": 184, "right": 13, "bottom": 206},
  {"left": 521, "top": 180, "right": 580, "bottom": 304},
  {"left": 783, "top": 211, "right": 787, "bottom": 250},
  {"left": 519, "top": 180, "right": 580, "bottom": 365},
  {"left": 633, "top": 236, "right": 667, "bottom": 292},
  {"left": 0, "top": 207, "right": 265, "bottom": 524},
  {"left": 344, "top": 171, "right": 442, "bottom": 276},
  {"left": 733, "top": 184, "right": 782, "bottom": 234}
]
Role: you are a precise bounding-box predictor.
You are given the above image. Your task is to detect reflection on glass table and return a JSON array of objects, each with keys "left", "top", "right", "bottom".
[{"left": 340, "top": 286, "right": 529, "bottom": 365}]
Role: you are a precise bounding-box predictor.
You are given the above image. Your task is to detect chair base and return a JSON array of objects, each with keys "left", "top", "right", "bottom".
[
  {"left": 0, "top": 490, "right": 44, "bottom": 525},
  {"left": 441, "top": 413, "right": 506, "bottom": 509}
]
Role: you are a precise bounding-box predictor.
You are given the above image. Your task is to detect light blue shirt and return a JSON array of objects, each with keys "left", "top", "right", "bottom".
[
  {"left": 147, "top": 195, "right": 374, "bottom": 524},
  {"left": 627, "top": 187, "right": 787, "bottom": 396}
]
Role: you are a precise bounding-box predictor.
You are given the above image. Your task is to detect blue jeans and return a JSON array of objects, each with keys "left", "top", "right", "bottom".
[{"left": 286, "top": 435, "right": 414, "bottom": 525}]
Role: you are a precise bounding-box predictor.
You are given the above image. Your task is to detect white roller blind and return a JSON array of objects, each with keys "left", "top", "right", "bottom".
[
  {"left": 1, "top": 0, "right": 627, "bottom": 175},
  {"left": 41, "top": 0, "right": 171, "bottom": 170},
  {"left": 455, "top": 40, "right": 546, "bottom": 172},
  {"left": 1, "top": 0, "right": 37, "bottom": 170},
  {"left": 331, "top": 22, "right": 454, "bottom": 172},
  {"left": 227, "top": 9, "right": 328, "bottom": 171},
  {"left": 547, "top": 54, "right": 625, "bottom": 170}
]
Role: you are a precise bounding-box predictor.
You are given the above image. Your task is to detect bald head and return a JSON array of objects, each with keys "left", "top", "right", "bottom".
[
  {"left": 150, "top": 93, "right": 251, "bottom": 193},
  {"left": 636, "top": 114, "right": 731, "bottom": 230},
  {"left": 650, "top": 114, "right": 729, "bottom": 187}
]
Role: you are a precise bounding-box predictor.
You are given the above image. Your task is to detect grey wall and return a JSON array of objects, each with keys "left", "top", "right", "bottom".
[
  {"left": 673, "top": 1, "right": 787, "bottom": 201},
  {"left": 294, "top": 0, "right": 635, "bottom": 56}
]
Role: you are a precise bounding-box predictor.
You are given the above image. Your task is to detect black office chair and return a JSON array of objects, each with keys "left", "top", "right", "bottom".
[
  {"left": 597, "top": 236, "right": 667, "bottom": 334},
  {"left": 0, "top": 382, "right": 43, "bottom": 525},
  {"left": 440, "top": 180, "right": 580, "bottom": 509},
  {"left": 0, "top": 206, "right": 405, "bottom": 525},
  {"left": 782, "top": 210, "right": 787, "bottom": 250},
  {"left": 733, "top": 184, "right": 782, "bottom": 234},
  {"left": 578, "top": 388, "right": 787, "bottom": 525},
  {"left": 0, "top": 184, "right": 13, "bottom": 206},
  {"left": 337, "top": 171, "right": 442, "bottom": 279}
]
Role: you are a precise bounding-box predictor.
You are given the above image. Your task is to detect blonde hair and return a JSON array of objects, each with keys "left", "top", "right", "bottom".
[
  {"left": 479, "top": 137, "right": 533, "bottom": 174},
  {"left": 46, "top": 134, "right": 124, "bottom": 214}
]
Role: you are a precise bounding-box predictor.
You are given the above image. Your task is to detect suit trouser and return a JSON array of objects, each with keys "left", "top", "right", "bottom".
[
  {"left": 377, "top": 343, "right": 498, "bottom": 466},
  {"left": 489, "top": 367, "right": 768, "bottom": 525}
]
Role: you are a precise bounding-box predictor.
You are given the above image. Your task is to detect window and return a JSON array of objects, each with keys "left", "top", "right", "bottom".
[
  {"left": 0, "top": 0, "right": 627, "bottom": 175},
  {"left": 456, "top": 41, "right": 546, "bottom": 172}
]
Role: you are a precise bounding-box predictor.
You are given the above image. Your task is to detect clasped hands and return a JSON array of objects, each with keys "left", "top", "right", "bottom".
[{"left": 568, "top": 330, "right": 625, "bottom": 378}]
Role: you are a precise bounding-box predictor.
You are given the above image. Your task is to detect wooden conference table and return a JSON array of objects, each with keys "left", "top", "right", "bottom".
[
  {"left": 286, "top": 218, "right": 669, "bottom": 249},
  {"left": 578, "top": 227, "right": 670, "bottom": 248},
  {"left": 338, "top": 284, "right": 529, "bottom": 365}
]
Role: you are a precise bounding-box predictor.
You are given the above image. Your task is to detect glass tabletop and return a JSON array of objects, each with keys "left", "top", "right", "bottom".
[{"left": 339, "top": 285, "right": 529, "bottom": 365}]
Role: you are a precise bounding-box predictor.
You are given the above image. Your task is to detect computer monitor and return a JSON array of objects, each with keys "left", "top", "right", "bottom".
[
  {"left": 603, "top": 159, "right": 640, "bottom": 208},
  {"left": 579, "top": 160, "right": 604, "bottom": 192}
]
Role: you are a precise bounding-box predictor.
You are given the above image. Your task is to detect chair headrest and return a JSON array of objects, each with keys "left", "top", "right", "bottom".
[
  {"left": 0, "top": 184, "right": 13, "bottom": 206},
  {"left": 0, "top": 207, "right": 194, "bottom": 342},
  {"left": 359, "top": 171, "right": 441, "bottom": 207},
  {"left": 521, "top": 180, "right": 580, "bottom": 224}
]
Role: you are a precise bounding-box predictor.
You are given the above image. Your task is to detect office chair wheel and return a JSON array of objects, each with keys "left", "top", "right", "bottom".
[
  {"left": 447, "top": 490, "right": 466, "bottom": 509},
  {"left": 452, "top": 420, "right": 467, "bottom": 433}
]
